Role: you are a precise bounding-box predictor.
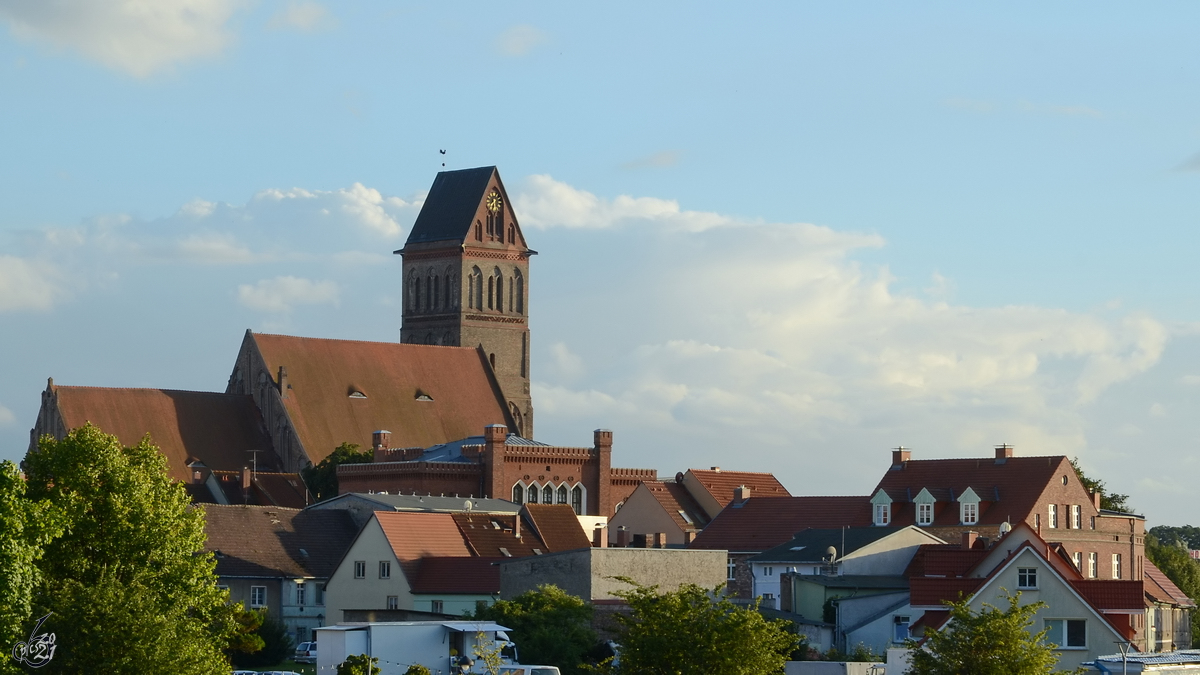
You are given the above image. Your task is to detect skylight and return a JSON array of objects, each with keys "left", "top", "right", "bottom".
[{"left": 349, "top": 391, "right": 367, "bottom": 399}]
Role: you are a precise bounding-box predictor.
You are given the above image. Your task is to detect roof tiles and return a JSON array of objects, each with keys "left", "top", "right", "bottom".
[
  {"left": 522, "top": 504, "right": 592, "bottom": 552},
  {"left": 645, "top": 481, "right": 710, "bottom": 532},
  {"left": 203, "top": 504, "right": 358, "bottom": 578},
  {"left": 376, "top": 511, "right": 472, "bottom": 577},
  {"left": 409, "top": 556, "right": 504, "bottom": 595},
  {"left": 687, "top": 469, "right": 790, "bottom": 506},
  {"left": 689, "top": 496, "right": 872, "bottom": 553}
]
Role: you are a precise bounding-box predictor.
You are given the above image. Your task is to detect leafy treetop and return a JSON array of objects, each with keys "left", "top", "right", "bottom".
[
  {"left": 470, "top": 584, "right": 596, "bottom": 675},
  {"left": 303, "top": 442, "right": 372, "bottom": 501},
  {"left": 1069, "top": 457, "right": 1132, "bottom": 513}
]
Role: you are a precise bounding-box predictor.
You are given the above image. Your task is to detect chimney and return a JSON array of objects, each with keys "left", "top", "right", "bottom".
[
  {"left": 277, "top": 366, "right": 288, "bottom": 398},
  {"left": 683, "top": 530, "right": 695, "bottom": 546},
  {"left": 995, "top": 444, "right": 1013, "bottom": 464},
  {"left": 241, "top": 467, "right": 251, "bottom": 502},
  {"left": 962, "top": 531, "right": 978, "bottom": 550},
  {"left": 192, "top": 470, "right": 203, "bottom": 484},
  {"left": 891, "top": 447, "right": 911, "bottom": 469},
  {"left": 593, "top": 526, "right": 607, "bottom": 548},
  {"left": 372, "top": 430, "right": 392, "bottom": 462},
  {"left": 710, "top": 466, "right": 721, "bottom": 472},
  {"left": 734, "top": 485, "right": 751, "bottom": 504},
  {"left": 513, "top": 514, "right": 521, "bottom": 539},
  {"left": 1092, "top": 490, "right": 1102, "bottom": 510},
  {"left": 653, "top": 532, "right": 666, "bottom": 549},
  {"left": 616, "top": 526, "right": 629, "bottom": 548}
]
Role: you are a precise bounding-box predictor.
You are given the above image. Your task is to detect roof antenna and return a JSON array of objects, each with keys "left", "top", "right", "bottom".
[{"left": 248, "top": 448, "right": 260, "bottom": 476}]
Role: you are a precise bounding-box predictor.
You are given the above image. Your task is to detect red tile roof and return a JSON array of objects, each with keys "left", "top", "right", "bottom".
[
  {"left": 1145, "top": 559, "right": 1195, "bottom": 607},
  {"left": 645, "top": 481, "right": 710, "bottom": 531},
  {"left": 54, "top": 386, "right": 279, "bottom": 482},
  {"left": 687, "top": 469, "right": 790, "bottom": 506},
  {"left": 206, "top": 470, "right": 309, "bottom": 509},
  {"left": 1070, "top": 580, "right": 1145, "bottom": 612},
  {"left": 904, "top": 544, "right": 989, "bottom": 578},
  {"left": 409, "top": 557, "right": 504, "bottom": 595},
  {"left": 689, "top": 496, "right": 872, "bottom": 552},
  {"left": 376, "top": 511, "right": 472, "bottom": 577},
  {"left": 871, "top": 455, "right": 1075, "bottom": 527},
  {"left": 908, "top": 577, "right": 985, "bottom": 607},
  {"left": 911, "top": 609, "right": 949, "bottom": 633},
  {"left": 522, "top": 504, "right": 592, "bottom": 551},
  {"left": 202, "top": 504, "right": 358, "bottom": 578},
  {"left": 452, "top": 513, "right": 548, "bottom": 558},
  {"left": 250, "top": 333, "right": 512, "bottom": 464}
]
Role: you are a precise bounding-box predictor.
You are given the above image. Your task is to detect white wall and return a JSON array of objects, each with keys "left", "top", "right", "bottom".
[{"left": 325, "top": 517, "right": 413, "bottom": 622}]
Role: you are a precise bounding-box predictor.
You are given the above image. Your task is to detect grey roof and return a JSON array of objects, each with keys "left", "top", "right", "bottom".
[
  {"left": 403, "top": 166, "right": 497, "bottom": 246},
  {"left": 788, "top": 575, "right": 909, "bottom": 590},
  {"left": 750, "top": 527, "right": 899, "bottom": 564},
  {"left": 417, "top": 433, "right": 552, "bottom": 463},
  {"left": 1091, "top": 650, "right": 1200, "bottom": 665},
  {"left": 309, "top": 492, "right": 521, "bottom": 514}
]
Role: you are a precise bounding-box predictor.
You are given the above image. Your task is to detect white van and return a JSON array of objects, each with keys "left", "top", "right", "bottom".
[{"left": 498, "top": 667, "right": 561, "bottom": 675}]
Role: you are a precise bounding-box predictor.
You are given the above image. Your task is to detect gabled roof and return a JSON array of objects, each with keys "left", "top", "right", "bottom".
[
  {"left": 1145, "top": 559, "right": 1195, "bottom": 607},
  {"left": 909, "top": 577, "right": 985, "bottom": 607},
  {"left": 689, "top": 496, "right": 872, "bottom": 553},
  {"left": 376, "top": 511, "right": 473, "bottom": 577},
  {"left": 203, "top": 470, "right": 309, "bottom": 509},
  {"left": 312, "top": 492, "right": 521, "bottom": 515},
  {"left": 452, "top": 513, "right": 549, "bottom": 558},
  {"left": 404, "top": 166, "right": 501, "bottom": 245},
  {"left": 53, "top": 386, "right": 278, "bottom": 481},
  {"left": 789, "top": 575, "right": 909, "bottom": 590},
  {"left": 203, "top": 504, "right": 358, "bottom": 578},
  {"left": 751, "top": 527, "right": 900, "bottom": 564},
  {"left": 686, "top": 468, "right": 790, "bottom": 505},
  {"left": 522, "top": 504, "right": 592, "bottom": 551},
  {"left": 644, "top": 481, "right": 710, "bottom": 531},
  {"left": 1070, "top": 580, "right": 1145, "bottom": 612},
  {"left": 248, "top": 332, "right": 512, "bottom": 464},
  {"left": 871, "top": 454, "right": 1075, "bottom": 527},
  {"left": 409, "top": 557, "right": 503, "bottom": 595},
  {"left": 904, "top": 544, "right": 989, "bottom": 578}
]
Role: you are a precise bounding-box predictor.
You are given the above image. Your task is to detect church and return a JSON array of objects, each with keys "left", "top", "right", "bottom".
[{"left": 29, "top": 166, "right": 652, "bottom": 515}]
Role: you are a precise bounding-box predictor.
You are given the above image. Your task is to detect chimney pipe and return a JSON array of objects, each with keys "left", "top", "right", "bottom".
[
  {"left": 734, "top": 485, "right": 751, "bottom": 504},
  {"left": 593, "top": 526, "right": 607, "bottom": 548},
  {"left": 653, "top": 532, "right": 666, "bottom": 549},
  {"left": 891, "top": 447, "right": 911, "bottom": 469},
  {"left": 513, "top": 514, "right": 521, "bottom": 539},
  {"left": 1092, "top": 490, "right": 1102, "bottom": 510},
  {"left": 277, "top": 366, "right": 288, "bottom": 398},
  {"left": 995, "top": 444, "right": 1013, "bottom": 463},
  {"left": 962, "top": 531, "right": 978, "bottom": 550},
  {"left": 616, "top": 526, "right": 629, "bottom": 548}
]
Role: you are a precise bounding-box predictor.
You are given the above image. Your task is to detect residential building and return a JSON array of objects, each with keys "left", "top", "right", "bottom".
[{"left": 202, "top": 504, "right": 359, "bottom": 644}]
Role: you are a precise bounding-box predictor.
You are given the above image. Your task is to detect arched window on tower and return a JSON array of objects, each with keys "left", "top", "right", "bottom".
[
  {"left": 514, "top": 269, "right": 524, "bottom": 314},
  {"left": 414, "top": 276, "right": 422, "bottom": 312},
  {"left": 444, "top": 267, "right": 453, "bottom": 309},
  {"left": 571, "top": 485, "right": 583, "bottom": 515},
  {"left": 487, "top": 274, "right": 494, "bottom": 310},
  {"left": 527, "top": 484, "right": 539, "bottom": 504},
  {"left": 493, "top": 268, "right": 503, "bottom": 313},
  {"left": 469, "top": 267, "right": 482, "bottom": 309},
  {"left": 406, "top": 270, "right": 418, "bottom": 314},
  {"left": 556, "top": 485, "right": 568, "bottom": 505},
  {"left": 475, "top": 220, "right": 483, "bottom": 241},
  {"left": 508, "top": 223, "right": 515, "bottom": 244},
  {"left": 431, "top": 273, "right": 439, "bottom": 309},
  {"left": 512, "top": 484, "right": 524, "bottom": 504},
  {"left": 542, "top": 484, "right": 553, "bottom": 504}
]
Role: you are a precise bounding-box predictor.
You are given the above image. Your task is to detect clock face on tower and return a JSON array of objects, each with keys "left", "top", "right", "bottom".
[{"left": 486, "top": 191, "right": 502, "bottom": 214}]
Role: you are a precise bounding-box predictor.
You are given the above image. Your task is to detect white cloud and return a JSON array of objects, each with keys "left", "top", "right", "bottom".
[
  {"left": 173, "top": 233, "right": 255, "bottom": 264},
  {"left": 0, "top": 255, "right": 67, "bottom": 312},
  {"left": 0, "top": 404, "right": 15, "bottom": 427},
  {"left": 237, "top": 276, "right": 338, "bottom": 313},
  {"left": 0, "top": 0, "right": 241, "bottom": 77},
  {"left": 267, "top": 1, "right": 335, "bottom": 32},
  {"left": 495, "top": 24, "right": 546, "bottom": 56}
]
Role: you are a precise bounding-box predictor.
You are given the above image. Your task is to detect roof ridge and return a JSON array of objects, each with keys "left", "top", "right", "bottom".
[
  {"left": 690, "top": 468, "right": 779, "bottom": 476},
  {"left": 901, "top": 455, "right": 1068, "bottom": 463},
  {"left": 252, "top": 332, "right": 476, "bottom": 350},
  {"left": 200, "top": 504, "right": 302, "bottom": 513},
  {"left": 54, "top": 384, "right": 247, "bottom": 396}
]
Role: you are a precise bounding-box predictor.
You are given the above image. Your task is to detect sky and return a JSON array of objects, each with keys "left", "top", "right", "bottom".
[{"left": 2, "top": 2, "right": 1200, "bottom": 527}]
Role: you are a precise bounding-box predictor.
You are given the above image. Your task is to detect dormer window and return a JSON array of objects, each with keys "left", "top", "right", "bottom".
[
  {"left": 914, "top": 488, "right": 936, "bottom": 526},
  {"left": 870, "top": 489, "right": 893, "bottom": 526},
  {"left": 959, "top": 487, "right": 980, "bottom": 525},
  {"left": 349, "top": 391, "right": 367, "bottom": 399}
]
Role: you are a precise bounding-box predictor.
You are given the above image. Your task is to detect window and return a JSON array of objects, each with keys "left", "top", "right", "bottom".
[
  {"left": 1071, "top": 505, "right": 1081, "bottom": 529},
  {"left": 380, "top": 561, "right": 391, "bottom": 579},
  {"left": 387, "top": 596, "right": 399, "bottom": 610},
  {"left": 527, "top": 484, "right": 538, "bottom": 504},
  {"left": 1044, "top": 619, "right": 1086, "bottom": 648},
  {"left": 514, "top": 269, "right": 525, "bottom": 314},
  {"left": 762, "top": 566, "right": 774, "bottom": 577},
  {"left": 250, "top": 586, "right": 266, "bottom": 607},
  {"left": 893, "top": 616, "right": 911, "bottom": 642},
  {"left": 1112, "top": 554, "right": 1122, "bottom": 579},
  {"left": 728, "top": 557, "right": 737, "bottom": 581},
  {"left": 556, "top": 485, "right": 568, "bottom": 505},
  {"left": 296, "top": 582, "right": 306, "bottom": 606},
  {"left": 1088, "top": 552, "right": 1098, "bottom": 578},
  {"left": 961, "top": 501, "right": 978, "bottom": 525},
  {"left": 542, "top": 484, "right": 553, "bottom": 504},
  {"left": 1073, "top": 552, "right": 1083, "bottom": 571},
  {"left": 1017, "top": 567, "right": 1038, "bottom": 589},
  {"left": 475, "top": 220, "right": 482, "bottom": 241},
  {"left": 354, "top": 561, "right": 366, "bottom": 579},
  {"left": 917, "top": 502, "right": 933, "bottom": 526},
  {"left": 873, "top": 503, "right": 890, "bottom": 526},
  {"left": 493, "top": 269, "right": 503, "bottom": 312},
  {"left": 1049, "top": 504, "right": 1058, "bottom": 529},
  {"left": 512, "top": 484, "right": 524, "bottom": 503},
  {"left": 1035, "top": 513, "right": 1040, "bottom": 529},
  {"left": 431, "top": 600, "right": 444, "bottom": 613},
  {"left": 571, "top": 485, "right": 583, "bottom": 515},
  {"left": 1090, "top": 515, "right": 1096, "bottom": 529},
  {"left": 317, "top": 584, "right": 325, "bottom": 606}
]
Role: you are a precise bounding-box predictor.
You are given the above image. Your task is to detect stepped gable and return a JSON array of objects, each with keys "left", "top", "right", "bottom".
[
  {"left": 48, "top": 384, "right": 277, "bottom": 481},
  {"left": 203, "top": 504, "right": 358, "bottom": 578},
  {"left": 249, "top": 332, "right": 513, "bottom": 464},
  {"left": 689, "top": 496, "right": 872, "bottom": 553}
]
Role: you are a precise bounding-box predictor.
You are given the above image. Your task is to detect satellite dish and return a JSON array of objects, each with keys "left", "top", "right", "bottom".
[
  {"left": 464, "top": 500, "right": 474, "bottom": 513},
  {"left": 675, "top": 472, "right": 685, "bottom": 484},
  {"left": 999, "top": 521, "right": 1012, "bottom": 537},
  {"left": 826, "top": 546, "right": 838, "bottom": 562}
]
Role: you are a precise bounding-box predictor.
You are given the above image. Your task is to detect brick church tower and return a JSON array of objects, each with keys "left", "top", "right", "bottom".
[{"left": 397, "top": 166, "right": 535, "bottom": 437}]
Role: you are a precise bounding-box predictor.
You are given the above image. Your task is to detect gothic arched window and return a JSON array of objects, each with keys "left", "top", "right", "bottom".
[
  {"left": 469, "top": 267, "right": 482, "bottom": 309},
  {"left": 527, "top": 484, "right": 539, "bottom": 504},
  {"left": 493, "top": 268, "right": 503, "bottom": 312},
  {"left": 475, "top": 220, "right": 483, "bottom": 241},
  {"left": 414, "top": 276, "right": 422, "bottom": 312},
  {"left": 556, "top": 485, "right": 568, "bottom": 505},
  {"left": 571, "top": 485, "right": 584, "bottom": 515},
  {"left": 512, "top": 484, "right": 524, "bottom": 503},
  {"left": 508, "top": 224, "right": 515, "bottom": 244},
  {"left": 486, "top": 190, "right": 502, "bottom": 240},
  {"left": 431, "top": 273, "right": 439, "bottom": 309},
  {"left": 542, "top": 484, "right": 553, "bottom": 505},
  {"left": 444, "top": 267, "right": 453, "bottom": 309},
  {"left": 513, "top": 269, "right": 524, "bottom": 314}
]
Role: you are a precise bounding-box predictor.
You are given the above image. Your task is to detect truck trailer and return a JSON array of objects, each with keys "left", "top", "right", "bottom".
[{"left": 316, "top": 621, "right": 515, "bottom": 675}]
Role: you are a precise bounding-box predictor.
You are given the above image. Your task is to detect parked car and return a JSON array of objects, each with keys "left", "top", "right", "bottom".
[
  {"left": 294, "top": 640, "right": 318, "bottom": 663},
  {"left": 498, "top": 667, "right": 561, "bottom": 675}
]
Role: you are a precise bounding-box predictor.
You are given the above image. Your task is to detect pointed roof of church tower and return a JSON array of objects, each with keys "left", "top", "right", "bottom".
[{"left": 405, "top": 166, "right": 504, "bottom": 245}]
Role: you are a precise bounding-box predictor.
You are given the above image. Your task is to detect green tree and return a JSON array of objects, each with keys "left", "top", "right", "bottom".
[
  {"left": 1145, "top": 534, "right": 1200, "bottom": 647},
  {"left": 404, "top": 665, "right": 432, "bottom": 675},
  {"left": 907, "top": 591, "right": 1081, "bottom": 675},
  {"left": 226, "top": 606, "right": 266, "bottom": 658},
  {"left": 338, "top": 653, "right": 381, "bottom": 675},
  {"left": 470, "top": 585, "right": 597, "bottom": 674},
  {"left": 1149, "top": 525, "right": 1200, "bottom": 551},
  {"left": 1069, "top": 458, "right": 1132, "bottom": 513},
  {"left": 473, "top": 631, "right": 504, "bottom": 675},
  {"left": 302, "top": 442, "right": 372, "bottom": 501},
  {"left": 609, "top": 580, "right": 798, "bottom": 675},
  {"left": 22, "top": 424, "right": 238, "bottom": 674},
  {"left": 230, "top": 609, "right": 293, "bottom": 667}
]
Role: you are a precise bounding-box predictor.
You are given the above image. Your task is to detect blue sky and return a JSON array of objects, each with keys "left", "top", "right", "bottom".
[{"left": 2, "top": 2, "right": 1199, "bottom": 526}]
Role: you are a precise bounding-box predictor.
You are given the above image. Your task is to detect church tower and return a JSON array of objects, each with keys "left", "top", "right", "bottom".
[{"left": 397, "top": 166, "right": 535, "bottom": 437}]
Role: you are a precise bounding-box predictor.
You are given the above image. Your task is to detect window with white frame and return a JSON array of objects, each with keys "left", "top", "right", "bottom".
[
  {"left": 893, "top": 615, "right": 911, "bottom": 642},
  {"left": 1112, "top": 554, "right": 1122, "bottom": 579},
  {"left": 727, "top": 557, "right": 737, "bottom": 581},
  {"left": 572, "top": 485, "right": 584, "bottom": 515},
  {"left": 542, "top": 484, "right": 553, "bottom": 504},
  {"left": 1088, "top": 552, "right": 1098, "bottom": 578},
  {"left": 874, "top": 503, "right": 890, "bottom": 526},
  {"left": 512, "top": 484, "right": 524, "bottom": 503},
  {"left": 917, "top": 502, "right": 933, "bottom": 526},
  {"left": 1073, "top": 552, "right": 1083, "bottom": 571},
  {"left": 959, "top": 487, "right": 980, "bottom": 525},
  {"left": 1049, "top": 504, "right": 1058, "bottom": 528},
  {"left": 762, "top": 566, "right": 774, "bottom": 577},
  {"left": 354, "top": 561, "right": 366, "bottom": 579},
  {"left": 1017, "top": 567, "right": 1038, "bottom": 589},
  {"left": 250, "top": 586, "right": 266, "bottom": 607},
  {"left": 1071, "top": 505, "right": 1081, "bottom": 529},
  {"left": 431, "top": 599, "right": 443, "bottom": 613},
  {"left": 527, "top": 483, "right": 539, "bottom": 504},
  {"left": 387, "top": 596, "right": 399, "bottom": 610},
  {"left": 379, "top": 561, "right": 391, "bottom": 579},
  {"left": 1044, "top": 619, "right": 1086, "bottom": 648},
  {"left": 296, "top": 582, "right": 306, "bottom": 606}
]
